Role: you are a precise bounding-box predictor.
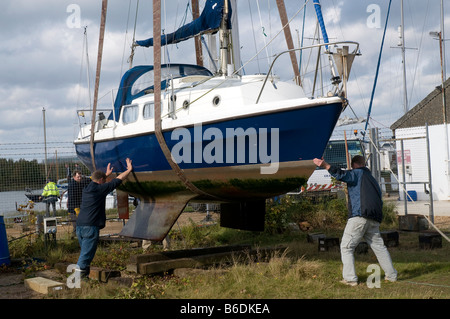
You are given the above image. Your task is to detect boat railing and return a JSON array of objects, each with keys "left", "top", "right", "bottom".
[
  {"left": 256, "top": 41, "right": 360, "bottom": 104},
  {"left": 76, "top": 107, "right": 114, "bottom": 138}
]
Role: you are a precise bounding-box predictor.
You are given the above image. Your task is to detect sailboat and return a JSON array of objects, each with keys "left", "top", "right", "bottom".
[{"left": 74, "top": 0, "right": 360, "bottom": 240}]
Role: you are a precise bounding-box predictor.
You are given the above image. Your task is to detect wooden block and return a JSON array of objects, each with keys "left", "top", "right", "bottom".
[
  {"left": 25, "top": 277, "right": 64, "bottom": 294},
  {"left": 355, "top": 241, "right": 368, "bottom": 254},
  {"left": 381, "top": 231, "right": 399, "bottom": 247},
  {"left": 318, "top": 237, "right": 340, "bottom": 252},
  {"left": 419, "top": 233, "right": 442, "bottom": 249},
  {"left": 88, "top": 267, "right": 102, "bottom": 281},
  {"left": 88, "top": 267, "right": 121, "bottom": 282},
  {"left": 100, "top": 270, "right": 121, "bottom": 282},
  {"left": 398, "top": 214, "right": 428, "bottom": 231},
  {"left": 307, "top": 233, "right": 325, "bottom": 243}
]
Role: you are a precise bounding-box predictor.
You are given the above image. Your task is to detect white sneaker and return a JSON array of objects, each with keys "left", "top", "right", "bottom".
[
  {"left": 339, "top": 279, "right": 358, "bottom": 287},
  {"left": 384, "top": 278, "right": 397, "bottom": 283}
]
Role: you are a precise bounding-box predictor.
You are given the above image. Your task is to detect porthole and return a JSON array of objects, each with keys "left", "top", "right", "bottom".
[{"left": 212, "top": 95, "right": 221, "bottom": 107}]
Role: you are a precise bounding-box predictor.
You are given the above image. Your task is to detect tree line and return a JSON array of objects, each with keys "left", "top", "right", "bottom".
[{"left": 0, "top": 158, "right": 90, "bottom": 192}]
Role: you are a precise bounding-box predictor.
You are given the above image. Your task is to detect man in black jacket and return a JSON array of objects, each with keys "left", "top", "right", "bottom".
[
  {"left": 67, "top": 170, "right": 91, "bottom": 236},
  {"left": 76, "top": 158, "right": 133, "bottom": 278},
  {"left": 313, "top": 155, "right": 397, "bottom": 286}
]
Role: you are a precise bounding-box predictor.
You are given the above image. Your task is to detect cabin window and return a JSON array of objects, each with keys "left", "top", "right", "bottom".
[
  {"left": 143, "top": 103, "right": 155, "bottom": 119},
  {"left": 212, "top": 95, "right": 221, "bottom": 107},
  {"left": 122, "top": 104, "right": 139, "bottom": 124}
]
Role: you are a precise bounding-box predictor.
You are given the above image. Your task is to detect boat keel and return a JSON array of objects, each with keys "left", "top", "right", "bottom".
[
  {"left": 116, "top": 189, "right": 129, "bottom": 219},
  {"left": 220, "top": 200, "right": 266, "bottom": 231},
  {"left": 119, "top": 193, "right": 196, "bottom": 241}
]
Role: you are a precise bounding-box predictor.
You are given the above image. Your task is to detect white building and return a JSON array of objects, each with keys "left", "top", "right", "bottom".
[{"left": 391, "top": 78, "right": 450, "bottom": 201}]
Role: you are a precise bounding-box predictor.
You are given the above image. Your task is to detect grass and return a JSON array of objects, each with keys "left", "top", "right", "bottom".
[
  {"left": 133, "top": 233, "right": 450, "bottom": 299},
  {"left": 3, "top": 196, "right": 450, "bottom": 300}
]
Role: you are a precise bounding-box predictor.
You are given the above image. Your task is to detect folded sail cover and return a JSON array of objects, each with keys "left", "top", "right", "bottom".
[
  {"left": 312, "top": 0, "right": 329, "bottom": 50},
  {"left": 136, "top": 0, "right": 232, "bottom": 48}
]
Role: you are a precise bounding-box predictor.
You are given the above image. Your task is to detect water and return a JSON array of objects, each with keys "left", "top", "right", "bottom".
[{"left": 0, "top": 190, "right": 47, "bottom": 217}]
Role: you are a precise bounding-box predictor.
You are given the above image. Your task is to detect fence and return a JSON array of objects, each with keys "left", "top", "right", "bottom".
[
  {"left": 332, "top": 126, "right": 432, "bottom": 201},
  {"left": 303, "top": 127, "right": 400, "bottom": 195},
  {"left": 0, "top": 141, "right": 88, "bottom": 229}
]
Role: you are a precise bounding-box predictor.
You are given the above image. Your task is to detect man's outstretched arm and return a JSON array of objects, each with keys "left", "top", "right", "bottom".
[
  {"left": 116, "top": 158, "right": 133, "bottom": 181},
  {"left": 313, "top": 158, "right": 331, "bottom": 170}
]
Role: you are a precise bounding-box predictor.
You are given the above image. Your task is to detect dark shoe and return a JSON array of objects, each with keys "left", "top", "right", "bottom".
[{"left": 79, "top": 267, "right": 90, "bottom": 279}]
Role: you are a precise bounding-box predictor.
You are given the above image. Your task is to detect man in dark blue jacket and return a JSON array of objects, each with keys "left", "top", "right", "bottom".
[
  {"left": 313, "top": 155, "right": 397, "bottom": 286},
  {"left": 76, "top": 158, "right": 133, "bottom": 278}
]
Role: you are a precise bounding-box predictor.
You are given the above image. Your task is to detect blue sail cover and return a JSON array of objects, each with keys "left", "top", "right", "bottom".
[
  {"left": 136, "top": 0, "right": 232, "bottom": 48},
  {"left": 313, "top": 0, "right": 329, "bottom": 50}
]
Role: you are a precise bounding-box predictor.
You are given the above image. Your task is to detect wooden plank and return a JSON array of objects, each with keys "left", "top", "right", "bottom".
[
  {"left": 129, "top": 245, "right": 252, "bottom": 264},
  {"left": 137, "top": 246, "right": 286, "bottom": 275}
]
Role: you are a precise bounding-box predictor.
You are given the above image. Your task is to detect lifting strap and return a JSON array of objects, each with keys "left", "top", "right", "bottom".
[{"left": 152, "top": 1, "right": 219, "bottom": 200}]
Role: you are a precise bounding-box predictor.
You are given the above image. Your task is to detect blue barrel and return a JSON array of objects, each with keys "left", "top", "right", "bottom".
[
  {"left": 0, "top": 215, "right": 11, "bottom": 266},
  {"left": 407, "top": 190, "right": 417, "bottom": 202}
]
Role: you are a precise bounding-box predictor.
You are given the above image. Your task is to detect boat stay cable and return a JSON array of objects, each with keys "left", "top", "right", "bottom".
[{"left": 363, "top": 0, "right": 392, "bottom": 137}]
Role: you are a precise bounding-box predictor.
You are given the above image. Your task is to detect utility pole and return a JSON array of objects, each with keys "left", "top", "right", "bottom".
[
  {"left": 400, "top": 0, "right": 408, "bottom": 113},
  {"left": 43, "top": 107, "right": 48, "bottom": 179}
]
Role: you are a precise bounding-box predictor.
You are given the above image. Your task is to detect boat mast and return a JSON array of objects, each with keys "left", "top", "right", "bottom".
[
  {"left": 392, "top": 0, "right": 415, "bottom": 113},
  {"left": 219, "top": 0, "right": 231, "bottom": 75},
  {"left": 191, "top": 0, "right": 203, "bottom": 67},
  {"left": 90, "top": 0, "right": 108, "bottom": 170},
  {"left": 276, "top": 0, "right": 301, "bottom": 85},
  {"left": 129, "top": 0, "right": 139, "bottom": 69},
  {"left": 83, "top": 26, "right": 92, "bottom": 108}
]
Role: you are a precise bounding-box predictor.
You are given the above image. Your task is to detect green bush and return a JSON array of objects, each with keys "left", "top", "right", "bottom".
[
  {"left": 264, "top": 195, "right": 397, "bottom": 232},
  {"left": 382, "top": 201, "right": 398, "bottom": 228}
]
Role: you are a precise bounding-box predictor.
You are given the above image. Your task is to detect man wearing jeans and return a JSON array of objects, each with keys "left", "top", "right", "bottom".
[
  {"left": 76, "top": 158, "right": 133, "bottom": 278},
  {"left": 313, "top": 155, "right": 397, "bottom": 286}
]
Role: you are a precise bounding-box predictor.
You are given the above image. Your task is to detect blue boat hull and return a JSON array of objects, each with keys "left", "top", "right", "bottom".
[{"left": 75, "top": 102, "right": 342, "bottom": 200}]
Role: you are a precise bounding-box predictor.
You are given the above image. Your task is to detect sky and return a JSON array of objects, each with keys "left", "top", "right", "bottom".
[{"left": 0, "top": 0, "right": 448, "bottom": 161}]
